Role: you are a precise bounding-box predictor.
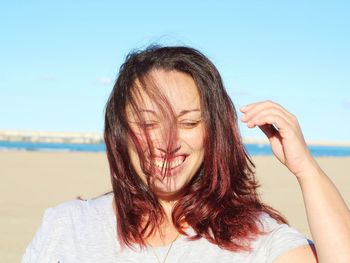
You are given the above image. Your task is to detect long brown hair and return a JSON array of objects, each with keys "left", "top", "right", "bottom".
[{"left": 104, "top": 45, "right": 287, "bottom": 251}]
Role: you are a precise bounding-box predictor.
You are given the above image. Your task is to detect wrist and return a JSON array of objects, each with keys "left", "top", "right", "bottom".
[{"left": 294, "top": 156, "right": 322, "bottom": 182}]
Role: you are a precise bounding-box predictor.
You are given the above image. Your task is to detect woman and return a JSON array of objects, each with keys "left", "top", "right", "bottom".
[{"left": 22, "top": 46, "right": 350, "bottom": 262}]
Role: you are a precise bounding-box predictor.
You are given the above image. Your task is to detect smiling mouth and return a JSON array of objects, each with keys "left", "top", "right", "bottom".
[{"left": 153, "top": 155, "right": 187, "bottom": 170}]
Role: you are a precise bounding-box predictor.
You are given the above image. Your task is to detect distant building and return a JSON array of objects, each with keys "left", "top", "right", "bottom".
[{"left": 0, "top": 130, "right": 104, "bottom": 144}]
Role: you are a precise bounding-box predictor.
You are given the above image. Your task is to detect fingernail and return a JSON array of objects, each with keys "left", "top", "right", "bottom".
[{"left": 240, "top": 106, "right": 247, "bottom": 112}]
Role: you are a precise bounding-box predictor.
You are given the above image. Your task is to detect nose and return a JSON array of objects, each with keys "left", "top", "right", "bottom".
[
  {"left": 156, "top": 145, "right": 181, "bottom": 156},
  {"left": 148, "top": 122, "right": 181, "bottom": 156}
]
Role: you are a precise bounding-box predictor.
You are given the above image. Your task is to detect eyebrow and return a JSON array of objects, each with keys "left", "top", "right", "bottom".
[{"left": 139, "top": 109, "right": 201, "bottom": 117}]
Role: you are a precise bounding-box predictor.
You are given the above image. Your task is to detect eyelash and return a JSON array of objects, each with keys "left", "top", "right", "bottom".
[
  {"left": 178, "top": 121, "right": 201, "bottom": 128},
  {"left": 138, "top": 122, "right": 158, "bottom": 129},
  {"left": 136, "top": 120, "right": 201, "bottom": 129}
]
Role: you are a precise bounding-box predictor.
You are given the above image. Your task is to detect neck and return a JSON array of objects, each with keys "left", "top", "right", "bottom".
[
  {"left": 112, "top": 194, "right": 184, "bottom": 247},
  {"left": 160, "top": 199, "right": 175, "bottom": 219}
]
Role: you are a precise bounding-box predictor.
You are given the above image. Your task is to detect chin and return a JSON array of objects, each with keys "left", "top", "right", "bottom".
[{"left": 151, "top": 177, "right": 189, "bottom": 200}]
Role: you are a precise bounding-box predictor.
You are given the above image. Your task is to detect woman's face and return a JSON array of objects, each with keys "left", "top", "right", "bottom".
[{"left": 127, "top": 69, "right": 205, "bottom": 200}]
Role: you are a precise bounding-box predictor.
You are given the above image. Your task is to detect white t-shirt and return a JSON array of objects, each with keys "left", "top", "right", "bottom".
[{"left": 22, "top": 193, "right": 310, "bottom": 263}]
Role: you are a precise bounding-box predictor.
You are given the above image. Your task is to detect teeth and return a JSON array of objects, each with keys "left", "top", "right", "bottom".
[{"left": 154, "top": 158, "right": 185, "bottom": 169}]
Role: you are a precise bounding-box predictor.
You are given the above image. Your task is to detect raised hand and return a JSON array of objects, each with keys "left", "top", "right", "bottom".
[
  {"left": 241, "top": 100, "right": 350, "bottom": 262},
  {"left": 239, "top": 100, "right": 316, "bottom": 178}
]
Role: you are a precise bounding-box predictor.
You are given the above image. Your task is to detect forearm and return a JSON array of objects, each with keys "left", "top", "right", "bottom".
[{"left": 297, "top": 159, "right": 350, "bottom": 263}]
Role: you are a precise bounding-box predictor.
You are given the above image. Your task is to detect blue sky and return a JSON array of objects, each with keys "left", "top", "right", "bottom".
[{"left": 1, "top": 1, "right": 349, "bottom": 142}]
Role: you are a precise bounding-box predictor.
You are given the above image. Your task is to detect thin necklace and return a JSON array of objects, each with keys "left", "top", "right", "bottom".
[{"left": 149, "top": 233, "right": 180, "bottom": 263}]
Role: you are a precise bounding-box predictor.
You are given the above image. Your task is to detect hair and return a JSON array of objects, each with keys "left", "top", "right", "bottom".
[{"left": 104, "top": 45, "right": 287, "bottom": 251}]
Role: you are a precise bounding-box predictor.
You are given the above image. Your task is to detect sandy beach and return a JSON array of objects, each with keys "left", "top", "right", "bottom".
[{"left": 1, "top": 151, "right": 349, "bottom": 262}]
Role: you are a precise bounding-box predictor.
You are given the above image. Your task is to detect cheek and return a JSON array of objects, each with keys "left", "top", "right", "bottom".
[
  {"left": 128, "top": 143, "right": 140, "bottom": 169},
  {"left": 127, "top": 140, "right": 147, "bottom": 182},
  {"left": 180, "top": 127, "right": 205, "bottom": 150},
  {"left": 129, "top": 130, "right": 151, "bottom": 153},
  {"left": 130, "top": 151, "right": 149, "bottom": 185},
  {"left": 130, "top": 127, "right": 160, "bottom": 149}
]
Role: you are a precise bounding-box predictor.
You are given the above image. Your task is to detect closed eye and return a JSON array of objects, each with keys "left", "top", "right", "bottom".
[
  {"left": 137, "top": 122, "right": 159, "bottom": 129},
  {"left": 133, "top": 120, "right": 202, "bottom": 130},
  {"left": 178, "top": 120, "right": 202, "bottom": 129}
]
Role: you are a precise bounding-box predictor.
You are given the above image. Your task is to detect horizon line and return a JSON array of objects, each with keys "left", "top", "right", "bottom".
[{"left": 0, "top": 129, "right": 350, "bottom": 147}]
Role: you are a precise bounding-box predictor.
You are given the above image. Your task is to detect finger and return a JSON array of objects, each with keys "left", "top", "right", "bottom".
[
  {"left": 240, "top": 100, "right": 294, "bottom": 120},
  {"left": 242, "top": 107, "right": 294, "bottom": 128},
  {"left": 241, "top": 108, "right": 293, "bottom": 130},
  {"left": 240, "top": 103, "right": 256, "bottom": 113},
  {"left": 246, "top": 113, "right": 292, "bottom": 132},
  {"left": 239, "top": 100, "right": 272, "bottom": 112},
  {"left": 241, "top": 100, "right": 287, "bottom": 119}
]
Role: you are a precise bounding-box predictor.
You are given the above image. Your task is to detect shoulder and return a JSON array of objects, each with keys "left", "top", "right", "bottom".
[
  {"left": 273, "top": 244, "right": 317, "bottom": 263},
  {"left": 252, "top": 213, "right": 315, "bottom": 262},
  {"left": 22, "top": 193, "right": 116, "bottom": 263},
  {"left": 36, "top": 192, "right": 114, "bottom": 228},
  {"left": 44, "top": 192, "right": 115, "bottom": 235},
  {"left": 257, "top": 212, "right": 308, "bottom": 241},
  {"left": 51, "top": 192, "right": 114, "bottom": 220}
]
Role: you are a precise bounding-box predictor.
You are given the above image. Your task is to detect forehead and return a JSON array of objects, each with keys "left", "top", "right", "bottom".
[{"left": 132, "top": 70, "right": 201, "bottom": 114}]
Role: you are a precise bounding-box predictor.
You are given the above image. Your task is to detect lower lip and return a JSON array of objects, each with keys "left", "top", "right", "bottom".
[{"left": 154, "top": 157, "right": 187, "bottom": 177}]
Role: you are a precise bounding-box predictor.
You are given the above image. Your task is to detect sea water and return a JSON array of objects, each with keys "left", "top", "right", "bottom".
[{"left": 1, "top": 141, "right": 350, "bottom": 157}]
